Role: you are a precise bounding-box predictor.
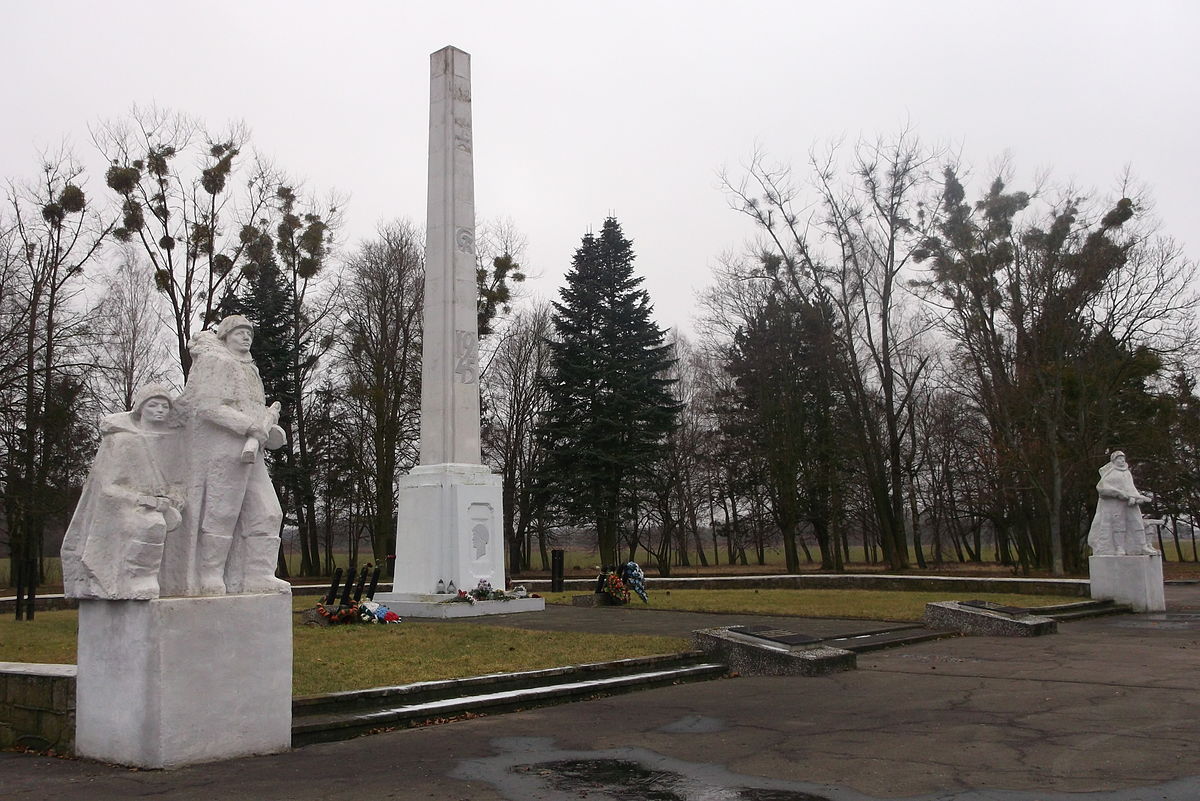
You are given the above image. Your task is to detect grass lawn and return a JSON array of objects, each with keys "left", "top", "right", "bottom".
[
  {"left": 0, "top": 595, "right": 686, "bottom": 696},
  {"left": 292, "top": 622, "right": 684, "bottom": 696},
  {"left": 537, "top": 588, "right": 1076, "bottom": 621},
  {"left": 0, "top": 608, "right": 77, "bottom": 664}
]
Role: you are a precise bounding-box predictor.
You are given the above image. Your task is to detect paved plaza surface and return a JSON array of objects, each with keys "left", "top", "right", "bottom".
[{"left": 4, "top": 586, "right": 1198, "bottom": 801}]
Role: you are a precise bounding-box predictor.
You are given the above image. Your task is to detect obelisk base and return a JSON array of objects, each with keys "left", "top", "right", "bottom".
[
  {"left": 76, "top": 593, "right": 292, "bottom": 768},
  {"left": 1089, "top": 554, "right": 1165, "bottom": 612},
  {"left": 377, "top": 464, "right": 542, "bottom": 617}
]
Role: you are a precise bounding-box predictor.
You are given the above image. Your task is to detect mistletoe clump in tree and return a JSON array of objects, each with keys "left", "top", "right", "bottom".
[{"left": 537, "top": 217, "right": 678, "bottom": 569}]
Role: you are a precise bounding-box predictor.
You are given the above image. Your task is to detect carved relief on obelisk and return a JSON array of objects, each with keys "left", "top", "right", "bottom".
[
  {"left": 419, "top": 45, "right": 483, "bottom": 467},
  {"left": 377, "top": 46, "right": 528, "bottom": 612}
]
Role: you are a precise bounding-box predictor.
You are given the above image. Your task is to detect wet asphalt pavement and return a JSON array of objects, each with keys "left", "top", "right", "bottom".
[{"left": 3, "top": 584, "right": 1198, "bottom": 801}]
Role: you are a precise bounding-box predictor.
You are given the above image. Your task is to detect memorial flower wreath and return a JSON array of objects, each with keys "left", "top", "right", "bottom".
[
  {"left": 315, "top": 601, "right": 361, "bottom": 624},
  {"left": 600, "top": 571, "right": 630, "bottom": 604},
  {"left": 315, "top": 600, "right": 401, "bottom": 625},
  {"left": 595, "top": 562, "right": 648, "bottom": 605},
  {"left": 443, "top": 578, "right": 526, "bottom": 604},
  {"left": 621, "top": 561, "right": 648, "bottom": 603}
]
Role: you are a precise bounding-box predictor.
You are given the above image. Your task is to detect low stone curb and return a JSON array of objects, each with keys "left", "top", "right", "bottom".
[
  {"left": 690, "top": 627, "right": 856, "bottom": 677},
  {"left": 923, "top": 600, "right": 1058, "bottom": 636},
  {"left": 292, "top": 652, "right": 726, "bottom": 746},
  {"left": 523, "top": 573, "right": 1091, "bottom": 596},
  {"left": 0, "top": 662, "right": 76, "bottom": 753}
]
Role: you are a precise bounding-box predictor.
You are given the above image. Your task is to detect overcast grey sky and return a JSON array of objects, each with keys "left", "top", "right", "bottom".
[{"left": 2, "top": 1, "right": 1197, "bottom": 334}]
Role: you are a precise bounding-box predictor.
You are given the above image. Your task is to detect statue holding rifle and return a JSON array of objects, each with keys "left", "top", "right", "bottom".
[
  {"left": 64, "top": 314, "right": 292, "bottom": 599},
  {"left": 171, "top": 314, "right": 291, "bottom": 595}
]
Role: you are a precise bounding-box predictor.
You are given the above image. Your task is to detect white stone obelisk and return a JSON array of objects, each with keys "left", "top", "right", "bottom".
[{"left": 378, "top": 47, "right": 540, "bottom": 616}]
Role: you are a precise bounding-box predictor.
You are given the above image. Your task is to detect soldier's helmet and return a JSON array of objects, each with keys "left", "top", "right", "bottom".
[{"left": 216, "top": 314, "right": 254, "bottom": 340}]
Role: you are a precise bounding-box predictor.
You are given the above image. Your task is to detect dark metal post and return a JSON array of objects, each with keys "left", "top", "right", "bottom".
[
  {"left": 339, "top": 564, "right": 356, "bottom": 607},
  {"left": 550, "top": 549, "right": 565, "bottom": 593},
  {"left": 366, "top": 566, "right": 381, "bottom": 600},
  {"left": 323, "top": 568, "right": 343, "bottom": 605},
  {"left": 353, "top": 565, "right": 369, "bottom": 601}
]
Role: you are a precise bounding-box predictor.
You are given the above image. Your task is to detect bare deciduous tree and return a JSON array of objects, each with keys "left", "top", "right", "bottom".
[
  {"left": 92, "top": 106, "right": 275, "bottom": 375},
  {"left": 89, "top": 247, "right": 176, "bottom": 413},
  {"left": 482, "top": 301, "right": 554, "bottom": 571},
  {"left": 724, "top": 131, "right": 943, "bottom": 570},
  {"left": 2, "top": 151, "right": 110, "bottom": 611},
  {"left": 335, "top": 221, "right": 425, "bottom": 565}
]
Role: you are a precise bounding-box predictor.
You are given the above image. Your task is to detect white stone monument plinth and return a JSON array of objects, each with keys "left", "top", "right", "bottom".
[
  {"left": 1089, "top": 554, "right": 1165, "bottom": 612},
  {"left": 382, "top": 464, "right": 541, "bottom": 616},
  {"left": 374, "top": 46, "right": 542, "bottom": 617},
  {"left": 75, "top": 593, "right": 292, "bottom": 768}
]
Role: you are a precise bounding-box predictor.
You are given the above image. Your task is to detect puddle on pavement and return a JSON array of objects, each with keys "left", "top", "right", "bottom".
[
  {"left": 461, "top": 741, "right": 1200, "bottom": 801},
  {"left": 512, "top": 758, "right": 831, "bottom": 801},
  {"left": 658, "top": 714, "right": 726, "bottom": 733}
]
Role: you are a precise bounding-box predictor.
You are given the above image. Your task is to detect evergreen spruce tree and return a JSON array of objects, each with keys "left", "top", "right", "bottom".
[
  {"left": 538, "top": 217, "right": 678, "bottom": 569},
  {"left": 722, "top": 294, "right": 848, "bottom": 571}
]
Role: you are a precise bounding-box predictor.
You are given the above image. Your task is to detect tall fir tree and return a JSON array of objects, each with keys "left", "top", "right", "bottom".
[
  {"left": 537, "top": 217, "right": 678, "bottom": 569},
  {"left": 722, "top": 294, "right": 848, "bottom": 572}
]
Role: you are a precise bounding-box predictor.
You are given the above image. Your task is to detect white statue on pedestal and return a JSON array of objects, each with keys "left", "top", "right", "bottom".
[
  {"left": 61, "top": 385, "right": 183, "bottom": 600},
  {"left": 1087, "top": 450, "right": 1157, "bottom": 556},
  {"left": 171, "top": 314, "right": 290, "bottom": 595},
  {"left": 64, "top": 314, "right": 291, "bottom": 600}
]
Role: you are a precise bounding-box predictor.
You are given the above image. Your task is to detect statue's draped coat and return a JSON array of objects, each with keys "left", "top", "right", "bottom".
[
  {"left": 61, "top": 413, "right": 177, "bottom": 599},
  {"left": 1087, "top": 463, "right": 1149, "bottom": 555}
]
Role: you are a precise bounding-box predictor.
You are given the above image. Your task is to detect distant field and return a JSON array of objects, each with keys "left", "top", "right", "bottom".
[
  {"left": 493, "top": 541, "right": 1200, "bottom": 574},
  {"left": 4, "top": 538, "right": 1198, "bottom": 590}
]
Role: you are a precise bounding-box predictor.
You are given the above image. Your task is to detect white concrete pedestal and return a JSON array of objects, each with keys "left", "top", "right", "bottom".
[
  {"left": 1089, "top": 554, "right": 1165, "bottom": 612},
  {"left": 76, "top": 592, "right": 292, "bottom": 768},
  {"left": 370, "top": 594, "right": 545, "bottom": 618},
  {"left": 376, "top": 463, "right": 528, "bottom": 617},
  {"left": 394, "top": 464, "right": 505, "bottom": 595}
]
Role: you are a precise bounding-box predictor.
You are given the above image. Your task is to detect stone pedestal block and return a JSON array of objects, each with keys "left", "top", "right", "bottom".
[
  {"left": 76, "top": 593, "right": 292, "bottom": 768},
  {"left": 366, "top": 594, "right": 545, "bottom": 618},
  {"left": 691, "top": 628, "right": 855, "bottom": 677},
  {"left": 386, "top": 463, "right": 506, "bottom": 602},
  {"left": 923, "top": 601, "right": 1058, "bottom": 636},
  {"left": 1089, "top": 554, "right": 1165, "bottom": 612}
]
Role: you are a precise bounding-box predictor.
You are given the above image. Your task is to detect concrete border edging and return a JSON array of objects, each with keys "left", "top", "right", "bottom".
[
  {"left": 691, "top": 627, "right": 855, "bottom": 676},
  {"left": 923, "top": 601, "right": 1057, "bottom": 636},
  {"left": 0, "top": 662, "right": 76, "bottom": 753},
  {"left": 523, "top": 573, "right": 1090, "bottom": 596}
]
